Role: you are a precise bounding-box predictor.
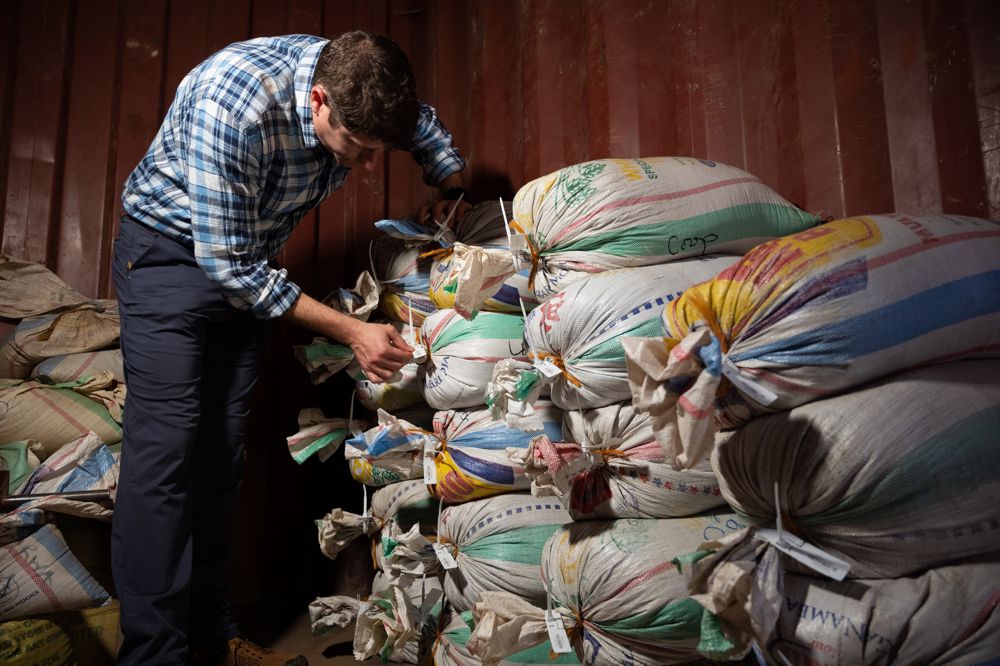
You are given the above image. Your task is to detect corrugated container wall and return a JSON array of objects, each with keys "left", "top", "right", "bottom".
[{"left": 2, "top": 0, "right": 998, "bottom": 606}]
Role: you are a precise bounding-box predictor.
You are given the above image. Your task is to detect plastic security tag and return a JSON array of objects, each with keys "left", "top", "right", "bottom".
[
  {"left": 755, "top": 528, "right": 850, "bottom": 581},
  {"left": 422, "top": 443, "right": 438, "bottom": 484},
  {"left": 354, "top": 598, "right": 368, "bottom": 643},
  {"left": 432, "top": 543, "right": 458, "bottom": 570},
  {"left": 545, "top": 610, "right": 573, "bottom": 654},
  {"left": 720, "top": 356, "right": 778, "bottom": 406},
  {"left": 509, "top": 233, "right": 528, "bottom": 255},
  {"left": 410, "top": 345, "right": 427, "bottom": 363},
  {"left": 534, "top": 359, "right": 563, "bottom": 381}
]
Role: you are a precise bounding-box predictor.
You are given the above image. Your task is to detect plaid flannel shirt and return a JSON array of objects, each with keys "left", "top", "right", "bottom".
[{"left": 121, "top": 34, "right": 466, "bottom": 318}]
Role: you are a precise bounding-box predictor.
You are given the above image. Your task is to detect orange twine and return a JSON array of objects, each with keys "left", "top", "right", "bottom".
[
  {"left": 528, "top": 351, "right": 583, "bottom": 388},
  {"left": 509, "top": 219, "right": 542, "bottom": 289},
  {"left": 419, "top": 246, "right": 455, "bottom": 261}
]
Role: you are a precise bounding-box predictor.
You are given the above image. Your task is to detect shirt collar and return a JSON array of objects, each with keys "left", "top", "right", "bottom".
[{"left": 294, "top": 39, "right": 329, "bottom": 149}]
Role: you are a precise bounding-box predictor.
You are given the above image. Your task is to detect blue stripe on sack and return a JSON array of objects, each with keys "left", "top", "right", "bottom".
[
  {"left": 452, "top": 420, "right": 562, "bottom": 450},
  {"left": 731, "top": 270, "right": 1000, "bottom": 366},
  {"left": 32, "top": 524, "right": 109, "bottom": 602},
  {"left": 356, "top": 430, "right": 424, "bottom": 458},
  {"left": 448, "top": 447, "right": 515, "bottom": 484},
  {"left": 54, "top": 446, "right": 117, "bottom": 492}
]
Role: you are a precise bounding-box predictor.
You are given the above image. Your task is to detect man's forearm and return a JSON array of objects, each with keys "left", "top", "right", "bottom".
[{"left": 283, "top": 291, "right": 360, "bottom": 345}]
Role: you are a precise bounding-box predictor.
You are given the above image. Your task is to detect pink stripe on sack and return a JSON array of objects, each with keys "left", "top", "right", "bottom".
[
  {"left": 29, "top": 389, "right": 89, "bottom": 433},
  {"left": 605, "top": 560, "right": 676, "bottom": 600},
  {"left": 5, "top": 543, "right": 64, "bottom": 611},
  {"left": 867, "top": 229, "right": 1000, "bottom": 272},
  {"left": 678, "top": 395, "right": 712, "bottom": 420},
  {"left": 67, "top": 352, "right": 99, "bottom": 381},
  {"left": 550, "top": 177, "right": 761, "bottom": 245},
  {"left": 953, "top": 587, "right": 1000, "bottom": 645}
]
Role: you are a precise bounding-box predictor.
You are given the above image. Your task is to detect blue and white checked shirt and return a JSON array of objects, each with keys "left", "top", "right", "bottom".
[{"left": 122, "top": 34, "right": 466, "bottom": 318}]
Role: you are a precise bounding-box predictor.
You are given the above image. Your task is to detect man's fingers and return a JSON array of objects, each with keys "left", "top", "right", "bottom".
[{"left": 386, "top": 327, "right": 414, "bottom": 353}]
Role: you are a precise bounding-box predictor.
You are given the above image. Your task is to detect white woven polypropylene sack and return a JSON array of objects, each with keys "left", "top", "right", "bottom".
[
  {"left": 344, "top": 410, "right": 428, "bottom": 487},
  {"left": 434, "top": 608, "right": 581, "bottom": 666},
  {"left": 445, "top": 157, "right": 820, "bottom": 315},
  {"left": 0, "top": 524, "right": 110, "bottom": 620},
  {"left": 422, "top": 309, "right": 528, "bottom": 410},
  {"left": 467, "top": 514, "right": 746, "bottom": 665},
  {"left": 765, "top": 555, "right": 1000, "bottom": 666},
  {"left": 1, "top": 303, "right": 120, "bottom": 379},
  {"left": 515, "top": 403, "right": 724, "bottom": 519},
  {"left": 355, "top": 572, "right": 444, "bottom": 663},
  {"left": 429, "top": 200, "right": 536, "bottom": 314},
  {"left": 438, "top": 493, "right": 571, "bottom": 612},
  {"left": 514, "top": 259, "right": 735, "bottom": 410},
  {"left": 712, "top": 360, "right": 1000, "bottom": 579},
  {"left": 426, "top": 403, "right": 563, "bottom": 504},
  {"left": 316, "top": 479, "right": 438, "bottom": 561},
  {"left": 371, "top": 234, "right": 437, "bottom": 326},
  {"left": 625, "top": 213, "right": 1000, "bottom": 469}
]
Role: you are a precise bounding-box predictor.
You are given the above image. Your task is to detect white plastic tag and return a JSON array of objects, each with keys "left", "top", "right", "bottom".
[
  {"left": 545, "top": 610, "right": 573, "bottom": 654},
  {"left": 432, "top": 543, "right": 458, "bottom": 570},
  {"left": 720, "top": 356, "right": 778, "bottom": 406},
  {"left": 423, "top": 443, "right": 438, "bottom": 484},
  {"left": 755, "top": 528, "right": 850, "bottom": 581},
  {"left": 410, "top": 344, "right": 427, "bottom": 363},
  {"left": 509, "top": 233, "right": 528, "bottom": 255},
  {"left": 354, "top": 598, "right": 368, "bottom": 643},
  {"left": 534, "top": 359, "right": 563, "bottom": 381}
]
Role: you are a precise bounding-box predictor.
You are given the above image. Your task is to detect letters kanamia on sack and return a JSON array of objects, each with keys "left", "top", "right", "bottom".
[
  {"left": 625, "top": 213, "right": 1000, "bottom": 469},
  {"left": 445, "top": 157, "right": 820, "bottom": 316}
]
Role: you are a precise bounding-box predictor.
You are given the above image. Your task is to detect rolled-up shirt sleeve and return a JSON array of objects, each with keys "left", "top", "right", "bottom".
[
  {"left": 408, "top": 103, "right": 467, "bottom": 187},
  {"left": 184, "top": 98, "right": 301, "bottom": 319}
]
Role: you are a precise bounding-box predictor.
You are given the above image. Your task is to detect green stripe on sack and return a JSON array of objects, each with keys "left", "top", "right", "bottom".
[
  {"left": 593, "top": 597, "right": 704, "bottom": 641},
  {"left": 553, "top": 203, "right": 819, "bottom": 257},
  {"left": 576, "top": 318, "right": 665, "bottom": 364},
  {"left": 803, "top": 404, "right": 1000, "bottom": 527},
  {"left": 460, "top": 524, "right": 562, "bottom": 565},
  {"left": 447, "top": 612, "right": 580, "bottom": 664},
  {"left": 58, "top": 388, "right": 122, "bottom": 434},
  {"left": 430, "top": 313, "right": 525, "bottom": 352},
  {"left": 303, "top": 341, "right": 353, "bottom": 362}
]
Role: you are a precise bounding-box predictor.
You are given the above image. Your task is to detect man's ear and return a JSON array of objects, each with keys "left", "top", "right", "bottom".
[{"left": 309, "top": 85, "right": 326, "bottom": 115}]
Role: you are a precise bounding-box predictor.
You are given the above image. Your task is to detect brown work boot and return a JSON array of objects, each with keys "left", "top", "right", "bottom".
[{"left": 225, "top": 637, "right": 308, "bottom": 666}]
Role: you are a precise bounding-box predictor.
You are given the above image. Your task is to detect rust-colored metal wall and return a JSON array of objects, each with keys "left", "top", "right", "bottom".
[{"left": 2, "top": 0, "right": 998, "bottom": 610}]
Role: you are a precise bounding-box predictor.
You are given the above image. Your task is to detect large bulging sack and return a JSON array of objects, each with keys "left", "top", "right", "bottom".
[
  {"left": 625, "top": 213, "right": 1000, "bottom": 468},
  {"left": 0, "top": 255, "right": 90, "bottom": 319},
  {"left": 429, "top": 200, "right": 536, "bottom": 314},
  {"left": 467, "top": 514, "right": 747, "bottom": 665},
  {"left": 1, "top": 303, "right": 120, "bottom": 379},
  {"left": 370, "top": 234, "right": 437, "bottom": 326},
  {"left": 446, "top": 157, "right": 820, "bottom": 315},
  {"left": 516, "top": 402, "right": 724, "bottom": 519},
  {"left": 762, "top": 556, "right": 1000, "bottom": 666},
  {"left": 422, "top": 309, "right": 527, "bottom": 409},
  {"left": 708, "top": 360, "right": 1000, "bottom": 579},
  {"left": 512, "top": 259, "right": 735, "bottom": 411},
  {"left": 427, "top": 403, "right": 563, "bottom": 504},
  {"left": 30, "top": 349, "right": 125, "bottom": 384},
  {"left": 438, "top": 493, "right": 571, "bottom": 612}
]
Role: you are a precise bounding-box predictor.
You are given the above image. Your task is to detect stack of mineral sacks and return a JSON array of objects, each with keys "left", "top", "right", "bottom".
[
  {"left": 0, "top": 257, "right": 124, "bottom": 661},
  {"left": 292, "top": 157, "right": 984, "bottom": 666}
]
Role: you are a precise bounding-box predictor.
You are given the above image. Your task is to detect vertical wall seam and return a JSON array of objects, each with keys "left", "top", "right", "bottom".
[{"left": 47, "top": 0, "right": 78, "bottom": 269}]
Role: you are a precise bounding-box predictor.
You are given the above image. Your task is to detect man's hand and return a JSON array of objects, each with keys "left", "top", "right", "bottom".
[
  {"left": 283, "top": 293, "right": 414, "bottom": 384},
  {"left": 345, "top": 320, "right": 414, "bottom": 383},
  {"left": 418, "top": 198, "right": 471, "bottom": 231}
]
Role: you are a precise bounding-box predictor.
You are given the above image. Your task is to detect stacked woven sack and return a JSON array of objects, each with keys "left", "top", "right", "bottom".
[
  {"left": 619, "top": 213, "right": 1000, "bottom": 663},
  {"left": 0, "top": 256, "right": 123, "bottom": 655},
  {"left": 319, "top": 156, "right": 827, "bottom": 666}
]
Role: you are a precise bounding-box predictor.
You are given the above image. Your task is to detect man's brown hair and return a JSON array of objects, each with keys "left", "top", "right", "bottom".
[{"left": 313, "top": 31, "right": 419, "bottom": 150}]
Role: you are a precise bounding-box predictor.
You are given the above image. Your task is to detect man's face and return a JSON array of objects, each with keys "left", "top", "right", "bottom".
[{"left": 310, "top": 85, "right": 384, "bottom": 171}]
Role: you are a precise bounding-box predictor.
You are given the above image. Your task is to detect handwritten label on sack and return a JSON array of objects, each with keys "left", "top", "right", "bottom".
[
  {"left": 354, "top": 599, "right": 368, "bottom": 643},
  {"left": 545, "top": 610, "right": 573, "bottom": 654},
  {"left": 756, "top": 529, "right": 850, "bottom": 581},
  {"left": 721, "top": 356, "right": 778, "bottom": 406},
  {"left": 423, "top": 442, "right": 438, "bottom": 484},
  {"left": 432, "top": 543, "right": 458, "bottom": 570}
]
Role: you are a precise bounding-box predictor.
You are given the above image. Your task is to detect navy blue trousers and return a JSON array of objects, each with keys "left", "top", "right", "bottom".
[{"left": 111, "top": 217, "right": 271, "bottom": 664}]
